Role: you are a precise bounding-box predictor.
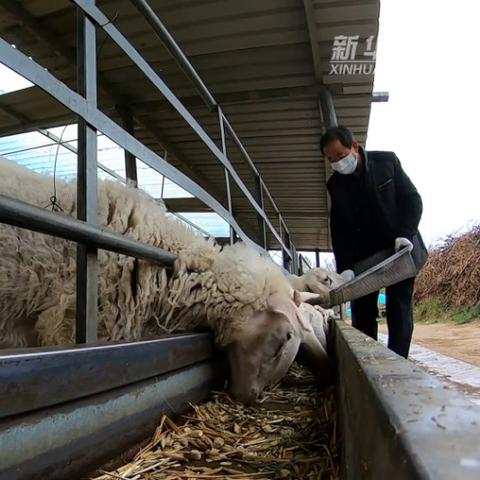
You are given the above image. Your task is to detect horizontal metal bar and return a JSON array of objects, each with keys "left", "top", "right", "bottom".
[
  {"left": 0, "top": 332, "right": 213, "bottom": 418},
  {"left": 0, "top": 194, "right": 177, "bottom": 267},
  {"left": 0, "top": 36, "right": 265, "bottom": 255},
  {"left": 70, "top": 1, "right": 287, "bottom": 255},
  {"left": 130, "top": 0, "right": 217, "bottom": 111},
  {"left": 0, "top": 360, "right": 223, "bottom": 480}
]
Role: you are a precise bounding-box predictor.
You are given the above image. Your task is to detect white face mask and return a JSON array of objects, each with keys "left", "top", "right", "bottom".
[{"left": 331, "top": 152, "right": 357, "bottom": 175}]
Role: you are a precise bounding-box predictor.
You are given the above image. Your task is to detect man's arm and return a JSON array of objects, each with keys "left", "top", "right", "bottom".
[{"left": 392, "top": 154, "right": 423, "bottom": 240}]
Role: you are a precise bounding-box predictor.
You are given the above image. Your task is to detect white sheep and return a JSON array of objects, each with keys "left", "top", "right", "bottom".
[{"left": 0, "top": 157, "right": 334, "bottom": 403}]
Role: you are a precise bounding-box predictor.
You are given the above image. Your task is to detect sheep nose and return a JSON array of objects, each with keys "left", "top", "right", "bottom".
[{"left": 231, "top": 386, "right": 260, "bottom": 405}]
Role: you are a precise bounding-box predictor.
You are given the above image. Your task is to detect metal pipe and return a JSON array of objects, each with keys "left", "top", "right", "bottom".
[
  {"left": 282, "top": 231, "right": 291, "bottom": 272},
  {"left": 130, "top": 0, "right": 217, "bottom": 111},
  {"left": 319, "top": 88, "right": 337, "bottom": 129},
  {"left": 0, "top": 361, "right": 222, "bottom": 480},
  {"left": 76, "top": 1, "right": 98, "bottom": 344},
  {"left": 117, "top": 105, "right": 138, "bottom": 186},
  {"left": 254, "top": 175, "right": 267, "bottom": 249},
  {"left": 0, "top": 333, "right": 213, "bottom": 418},
  {"left": 315, "top": 248, "right": 320, "bottom": 268},
  {"left": 0, "top": 36, "right": 266, "bottom": 255},
  {"left": 0, "top": 194, "right": 177, "bottom": 267},
  {"left": 218, "top": 108, "right": 234, "bottom": 244},
  {"left": 67, "top": 2, "right": 285, "bottom": 254},
  {"left": 160, "top": 174, "right": 166, "bottom": 198},
  {"left": 291, "top": 245, "right": 298, "bottom": 275}
]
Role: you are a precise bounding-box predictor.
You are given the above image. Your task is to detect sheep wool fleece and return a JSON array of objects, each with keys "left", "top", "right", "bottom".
[{"left": 0, "top": 157, "right": 290, "bottom": 348}]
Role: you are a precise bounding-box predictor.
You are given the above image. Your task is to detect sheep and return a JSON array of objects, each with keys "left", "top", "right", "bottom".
[{"left": 0, "top": 157, "right": 335, "bottom": 403}]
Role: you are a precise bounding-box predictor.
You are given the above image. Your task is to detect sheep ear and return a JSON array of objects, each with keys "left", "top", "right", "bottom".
[
  {"left": 267, "top": 293, "right": 309, "bottom": 332},
  {"left": 295, "top": 290, "right": 330, "bottom": 307},
  {"left": 293, "top": 290, "right": 303, "bottom": 307}
]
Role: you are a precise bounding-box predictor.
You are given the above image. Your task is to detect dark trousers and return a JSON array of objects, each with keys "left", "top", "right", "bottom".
[{"left": 351, "top": 277, "right": 416, "bottom": 358}]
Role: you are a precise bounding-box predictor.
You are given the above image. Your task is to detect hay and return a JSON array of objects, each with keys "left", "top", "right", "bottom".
[
  {"left": 415, "top": 225, "right": 480, "bottom": 309},
  {"left": 91, "top": 365, "right": 339, "bottom": 480}
]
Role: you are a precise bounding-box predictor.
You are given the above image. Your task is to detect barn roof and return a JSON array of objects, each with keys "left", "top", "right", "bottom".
[{"left": 0, "top": 0, "right": 380, "bottom": 252}]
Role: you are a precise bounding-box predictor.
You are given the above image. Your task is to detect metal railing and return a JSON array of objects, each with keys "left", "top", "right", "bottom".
[
  {"left": 0, "top": 0, "right": 303, "bottom": 346},
  {"left": 298, "top": 254, "right": 313, "bottom": 275},
  {"left": 81, "top": 0, "right": 295, "bottom": 263},
  {"left": 125, "top": 0, "right": 295, "bottom": 263}
]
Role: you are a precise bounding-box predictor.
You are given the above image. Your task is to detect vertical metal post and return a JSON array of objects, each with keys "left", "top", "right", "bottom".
[
  {"left": 315, "top": 248, "right": 320, "bottom": 268},
  {"left": 290, "top": 244, "right": 296, "bottom": 274},
  {"left": 254, "top": 176, "right": 267, "bottom": 249},
  {"left": 218, "top": 107, "right": 234, "bottom": 245},
  {"left": 118, "top": 105, "right": 138, "bottom": 186},
  {"left": 76, "top": 1, "right": 98, "bottom": 344},
  {"left": 319, "top": 88, "right": 338, "bottom": 130},
  {"left": 291, "top": 247, "right": 298, "bottom": 275},
  {"left": 319, "top": 89, "right": 337, "bottom": 255},
  {"left": 298, "top": 254, "right": 303, "bottom": 275},
  {"left": 282, "top": 231, "right": 291, "bottom": 273},
  {"left": 160, "top": 175, "right": 166, "bottom": 199}
]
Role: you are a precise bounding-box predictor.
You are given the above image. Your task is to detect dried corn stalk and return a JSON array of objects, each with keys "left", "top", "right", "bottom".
[
  {"left": 415, "top": 224, "right": 480, "bottom": 309},
  {"left": 92, "top": 364, "right": 339, "bottom": 480}
]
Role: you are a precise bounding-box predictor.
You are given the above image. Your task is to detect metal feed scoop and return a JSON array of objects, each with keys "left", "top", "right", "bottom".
[{"left": 326, "top": 247, "right": 417, "bottom": 307}]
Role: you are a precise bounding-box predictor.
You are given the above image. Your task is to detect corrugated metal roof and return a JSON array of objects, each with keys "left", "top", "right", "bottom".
[{"left": 0, "top": 0, "right": 380, "bottom": 250}]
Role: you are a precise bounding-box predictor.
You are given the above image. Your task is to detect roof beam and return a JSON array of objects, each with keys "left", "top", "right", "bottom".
[
  {"left": 302, "top": 0, "right": 335, "bottom": 250},
  {"left": 131, "top": 85, "right": 324, "bottom": 113},
  {"left": 0, "top": 1, "right": 222, "bottom": 204}
]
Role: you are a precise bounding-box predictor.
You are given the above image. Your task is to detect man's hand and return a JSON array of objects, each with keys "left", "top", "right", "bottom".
[
  {"left": 339, "top": 269, "right": 355, "bottom": 282},
  {"left": 395, "top": 237, "right": 413, "bottom": 252}
]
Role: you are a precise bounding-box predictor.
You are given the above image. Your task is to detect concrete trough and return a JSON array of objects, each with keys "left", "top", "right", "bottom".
[
  {"left": 335, "top": 321, "right": 480, "bottom": 480},
  {"left": 1, "top": 324, "right": 479, "bottom": 479}
]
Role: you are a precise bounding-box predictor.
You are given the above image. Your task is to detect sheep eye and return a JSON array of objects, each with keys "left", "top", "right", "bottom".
[
  {"left": 286, "top": 331, "right": 293, "bottom": 341},
  {"left": 273, "top": 343, "right": 284, "bottom": 358}
]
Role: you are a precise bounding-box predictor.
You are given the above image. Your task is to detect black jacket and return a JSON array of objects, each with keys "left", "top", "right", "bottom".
[{"left": 326, "top": 148, "right": 427, "bottom": 273}]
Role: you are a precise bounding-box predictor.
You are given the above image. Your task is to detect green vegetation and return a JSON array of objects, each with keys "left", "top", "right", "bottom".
[{"left": 414, "top": 298, "right": 480, "bottom": 325}]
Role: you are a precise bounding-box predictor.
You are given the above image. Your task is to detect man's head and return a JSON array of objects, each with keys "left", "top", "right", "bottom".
[{"left": 320, "top": 126, "right": 361, "bottom": 175}]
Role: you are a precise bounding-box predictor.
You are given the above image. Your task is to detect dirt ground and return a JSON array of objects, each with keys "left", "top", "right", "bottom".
[
  {"left": 380, "top": 321, "right": 480, "bottom": 367},
  {"left": 411, "top": 322, "right": 480, "bottom": 367}
]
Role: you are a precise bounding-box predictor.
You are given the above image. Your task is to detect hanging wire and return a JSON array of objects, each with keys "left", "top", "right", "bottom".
[{"left": 44, "top": 125, "right": 68, "bottom": 212}]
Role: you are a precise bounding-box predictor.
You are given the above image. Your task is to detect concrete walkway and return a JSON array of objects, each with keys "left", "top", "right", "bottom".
[{"left": 379, "top": 333, "right": 480, "bottom": 405}]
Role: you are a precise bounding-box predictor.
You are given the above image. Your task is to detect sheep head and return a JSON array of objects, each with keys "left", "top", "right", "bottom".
[
  {"left": 225, "top": 292, "right": 332, "bottom": 404},
  {"left": 290, "top": 268, "right": 344, "bottom": 294}
]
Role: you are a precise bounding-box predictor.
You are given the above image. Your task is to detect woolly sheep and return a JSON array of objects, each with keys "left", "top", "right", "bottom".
[{"left": 0, "top": 157, "right": 335, "bottom": 403}]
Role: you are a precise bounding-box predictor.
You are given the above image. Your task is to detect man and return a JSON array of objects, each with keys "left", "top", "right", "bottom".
[{"left": 320, "top": 126, "right": 427, "bottom": 358}]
